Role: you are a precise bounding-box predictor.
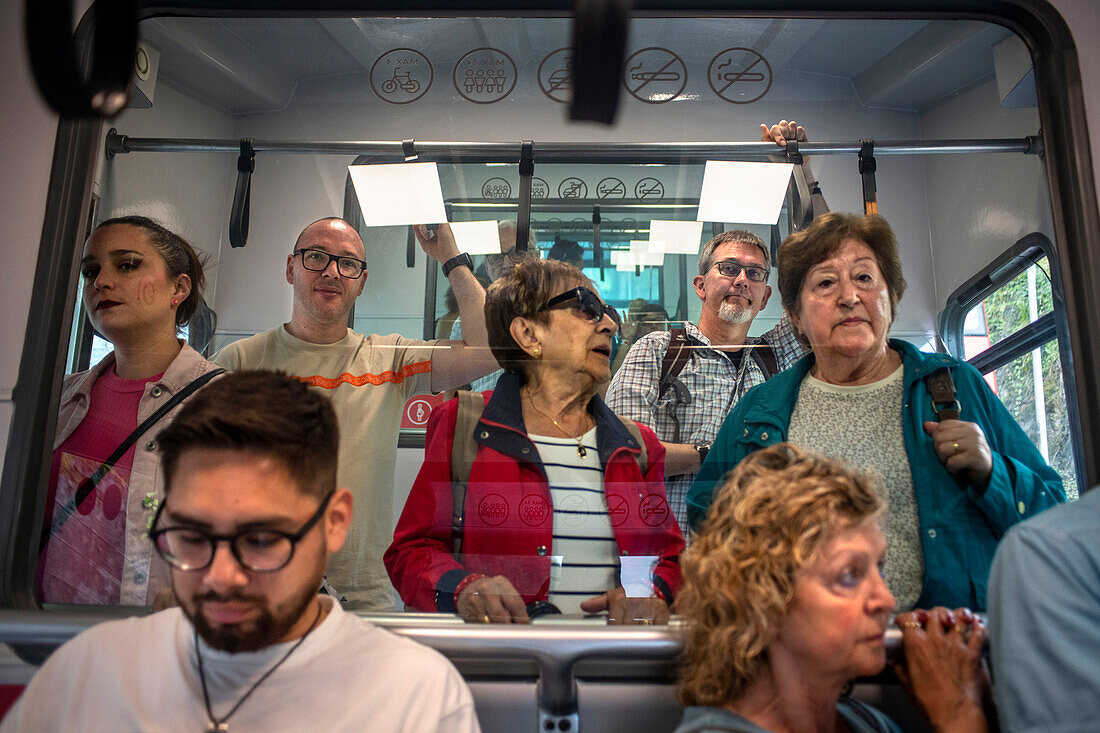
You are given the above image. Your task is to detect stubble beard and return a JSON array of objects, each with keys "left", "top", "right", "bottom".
[{"left": 187, "top": 583, "right": 318, "bottom": 654}]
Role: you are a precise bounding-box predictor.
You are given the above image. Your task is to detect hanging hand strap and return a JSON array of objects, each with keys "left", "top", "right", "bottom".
[
  {"left": 515, "top": 141, "right": 534, "bottom": 252},
  {"left": 41, "top": 368, "right": 226, "bottom": 550},
  {"left": 450, "top": 391, "right": 486, "bottom": 556},
  {"left": 859, "top": 139, "right": 878, "bottom": 215},
  {"left": 229, "top": 139, "right": 255, "bottom": 248}
]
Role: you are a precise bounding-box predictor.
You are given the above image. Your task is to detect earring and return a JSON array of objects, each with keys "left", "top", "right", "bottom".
[
  {"left": 532, "top": 346, "right": 541, "bottom": 358},
  {"left": 171, "top": 298, "right": 179, "bottom": 305}
]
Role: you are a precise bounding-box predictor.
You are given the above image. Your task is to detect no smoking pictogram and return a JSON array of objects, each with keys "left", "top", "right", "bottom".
[
  {"left": 708, "top": 48, "right": 772, "bottom": 104},
  {"left": 634, "top": 178, "right": 664, "bottom": 200},
  {"left": 622, "top": 47, "right": 687, "bottom": 104}
]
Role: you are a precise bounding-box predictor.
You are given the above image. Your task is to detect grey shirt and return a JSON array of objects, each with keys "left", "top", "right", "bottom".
[{"left": 674, "top": 699, "right": 901, "bottom": 733}]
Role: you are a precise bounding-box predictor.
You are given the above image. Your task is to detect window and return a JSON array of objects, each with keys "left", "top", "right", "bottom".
[{"left": 942, "top": 234, "right": 1081, "bottom": 499}]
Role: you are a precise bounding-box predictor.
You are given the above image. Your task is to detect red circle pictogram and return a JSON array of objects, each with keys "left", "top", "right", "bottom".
[
  {"left": 639, "top": 493, "right": 670, "bottom": 527},
  {"left": 606, "top": 494, "right": 629, "bottom": 527},
  {"left": 477, "top": 493, "right": 510, "bottom": 526},
  {"left": 519, "top": 494, "right": 551, "bottom": 526}
]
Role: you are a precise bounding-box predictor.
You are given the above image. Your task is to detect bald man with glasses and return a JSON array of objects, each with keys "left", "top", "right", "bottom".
[{"left": 213, "top": 218, "right": 497, "bottom": 611}]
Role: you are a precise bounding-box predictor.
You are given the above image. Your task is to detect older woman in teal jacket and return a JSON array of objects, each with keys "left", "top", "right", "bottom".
[{"left": 687, "top": 213, "right": 1064, "bottom": 611}]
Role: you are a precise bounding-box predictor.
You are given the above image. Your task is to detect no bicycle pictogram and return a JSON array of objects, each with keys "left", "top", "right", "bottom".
[
  {"left": 622, "top": 47, "right": 687, "bottom": 104},
  {"left": 708, "top": 48, "right": 772, "bottom": 104},
  {"left": 454, "top": 47, "right": 517, "bottom": 104},
  {"left": 370, "top": 48, "right": 433, "bottom": 105}
]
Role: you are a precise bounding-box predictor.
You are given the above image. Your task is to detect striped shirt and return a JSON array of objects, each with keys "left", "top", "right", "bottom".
[
  {"left": 530, "top": 428, "right": 619, "bottom": 613},
  {"left": 606, "top": 317, "right": 804, "bottom": 533}
]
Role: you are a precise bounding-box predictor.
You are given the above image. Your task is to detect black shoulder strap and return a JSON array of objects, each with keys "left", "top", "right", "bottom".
[
  {"left": 658, "top": 327, "right": 691, "bottom": 400},
  {"left": 450, "top": 390, "right": 485, "bottom": 556},
  {"left": 926, "top": 366, "right": 960, "bottom": 421},
  {"left": 42, "top": 367, "right": 226, "bottom": 551},
  {"left": 752, "top": 341, "right": 779, "bottom": 380}
]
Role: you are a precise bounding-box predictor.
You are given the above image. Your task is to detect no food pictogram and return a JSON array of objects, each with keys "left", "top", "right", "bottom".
[
  {"left": 370, "top": 48, "right": 433, "bottom": 105},
  {"left": 538, "top": 48, "right": 573, "bottom": 104},
  {"left": 558, "top": 178, "right": 588, "bottom": 199},
  {"left": 622, "top": 47, "right": 687, "bottom": 104},
  {"left": 454, "top": 47, "right": 517, "bottom": 104},
  {"left": 708, "top": 48, "right": 772, "bottom": 104}
]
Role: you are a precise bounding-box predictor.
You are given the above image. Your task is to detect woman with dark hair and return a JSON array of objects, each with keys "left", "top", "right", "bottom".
[
  {"left": 386, "top": 258, "right": 683, "bottom": 623},
  {"left": 39, "top": 216, "right": 222, "bottom": 607},
  {"left": 677, "top": 443, "right": 991, "bottom": 733},
  {"left": 688, "top": 212, "right": 1064, "bottom": 611}
]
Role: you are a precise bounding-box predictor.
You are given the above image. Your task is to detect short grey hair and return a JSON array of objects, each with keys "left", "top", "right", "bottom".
[{"left": 697, "top": 230, "right": 770, "bottom": 276}]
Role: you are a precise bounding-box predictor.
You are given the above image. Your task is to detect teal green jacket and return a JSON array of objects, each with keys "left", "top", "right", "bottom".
[{"left": 687, "top": 339, "right": 1066, "bottom": 610}]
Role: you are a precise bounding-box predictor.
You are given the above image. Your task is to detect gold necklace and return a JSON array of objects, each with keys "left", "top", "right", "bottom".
[{"left": 524, "top": 388, "right": 591, "bottom": 458}]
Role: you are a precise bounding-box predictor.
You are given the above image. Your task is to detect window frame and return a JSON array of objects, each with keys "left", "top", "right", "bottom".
[
  {"left": 940, "top": 232, "right": 1086, "bottom": 489},
  {"left": 3, "top": 1, "right": 1100, "bottom": 616}
]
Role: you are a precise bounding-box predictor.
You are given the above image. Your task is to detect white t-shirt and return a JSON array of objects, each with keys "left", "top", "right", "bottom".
[
  {"left": 214, "top": 326, "right": 436, "bottom": 610},
  {"left": 2, "top": 599, "right": 479, "bottom": 733}
]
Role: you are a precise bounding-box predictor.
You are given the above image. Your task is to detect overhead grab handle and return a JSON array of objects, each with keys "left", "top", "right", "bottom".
[
  {"left": 229, "top": 139, "right": 255, "bottom": 249},
  {"left": 592, "top": 205, "right": 604, "bottom": 281},
  {"left": 25, "top": 0, "right": 138, "bottom": 117},
  {"left": 515, "top": 141, "right": 535, "bottom": 253},
  {"left": 569, "top": 0, "right": 630, "bottom": 124},
  {"left": 859, "top": 139, "right": 878, "bottom": 216},
  {"left": 404, "top": 139, "right": 420, "bottom": 268},
  {"left": 785, "top": 139, "right": 814, "bottom": 231}
]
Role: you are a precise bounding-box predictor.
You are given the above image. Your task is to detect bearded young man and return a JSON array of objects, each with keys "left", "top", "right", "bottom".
[{"left": 3, "top": 372, "right": 479, "bottom": 733}]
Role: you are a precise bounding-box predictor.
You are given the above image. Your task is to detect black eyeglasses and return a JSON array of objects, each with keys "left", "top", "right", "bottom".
[
  {"left": 486, "top": 248, "right": 535, "bottom": 267},
  {"left": 294, "top": 249, "right": 367, "bottom": 279},
  {"left": 711, "top": 259, "right": 769, "bottom": 283},
  {"left": 543, "top": 287, "right": 621, "bottom": 327},
  {"left": 149, "top": 491, "right": 335, "bottom": 573}
]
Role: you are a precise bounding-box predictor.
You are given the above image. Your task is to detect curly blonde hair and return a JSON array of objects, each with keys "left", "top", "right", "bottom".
[{"left": 676, "top": 444, "right": 883, "bottom": 707}]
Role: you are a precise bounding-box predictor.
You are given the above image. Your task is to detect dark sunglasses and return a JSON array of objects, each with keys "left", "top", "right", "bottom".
[{"left": 543, "top": 287, "right": 621, "bottom": 326}]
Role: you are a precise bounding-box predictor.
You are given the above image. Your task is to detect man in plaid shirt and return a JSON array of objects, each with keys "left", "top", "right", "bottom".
[
  {"left": 606, "top": 231, "right": 806, "bottom": 534},
  {"left": 607, "top": 121, "right": 824, "bottom": 534}
]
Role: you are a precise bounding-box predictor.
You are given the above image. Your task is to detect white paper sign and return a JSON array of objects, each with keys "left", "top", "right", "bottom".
[
  {"left": 348, "top": 162, "right": 448, "bottom": 227},
  {"left": 611, "top": 250, "right": 646, "bottom": 272},
  {"left": 449, "top": 221, "right": 502, "bottom": 255},
  {"left": 629, "top": 240, "right": 665, "bottom": 266},
  {"left": 696, "top": 160, "right": 794, "bottom": 225},
  {"left": 649, "top": 220, "right": 705, "bottom": 254}
]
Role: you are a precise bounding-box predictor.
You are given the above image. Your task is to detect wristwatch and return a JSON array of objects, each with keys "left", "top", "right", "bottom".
[
  {"left": 694, "top": 442, "right": 710, "bottom": 464},
  {"left": 441, "top": 252, "right": 473, "bottom": 277}
]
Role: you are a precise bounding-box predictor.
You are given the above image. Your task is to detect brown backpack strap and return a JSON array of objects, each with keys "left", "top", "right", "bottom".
[
  {"left": 926, "top": 367, "right": 961, "bottom": 421},
  {"left": 752, "top": 341, "right": 779, "bottom": 380},
  {"left": 450, "top": 390, "right": 485, "bottom": 555},
  {"left": 657, "top": 327, "right": 691, "bottom": 400},
  {"left": 617, "top": 416, "right": 648, "bottom": 475}
]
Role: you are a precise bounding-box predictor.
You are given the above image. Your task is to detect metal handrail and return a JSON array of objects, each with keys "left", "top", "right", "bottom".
[{"left": 105, "top": 129, "right": 1042, "bottom": 163}]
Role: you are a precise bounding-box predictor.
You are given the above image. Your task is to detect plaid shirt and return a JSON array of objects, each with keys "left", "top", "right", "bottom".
[{"left": 606, "top": 317, "right": 804, "bottom": 533}]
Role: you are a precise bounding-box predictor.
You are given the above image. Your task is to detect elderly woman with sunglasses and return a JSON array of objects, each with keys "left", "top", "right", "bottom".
[{"left": 386, "top": 259, "right": 684, "bottom": 624}]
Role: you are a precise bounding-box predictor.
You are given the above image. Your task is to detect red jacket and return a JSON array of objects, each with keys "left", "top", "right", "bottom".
[{"left": 385, "top": 372, "right": 684, "bottom": 613}]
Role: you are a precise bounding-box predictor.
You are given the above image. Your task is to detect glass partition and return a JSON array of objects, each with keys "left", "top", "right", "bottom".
[{"left": 42, "top": 11, "right": 1070, "bottom": 622}]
